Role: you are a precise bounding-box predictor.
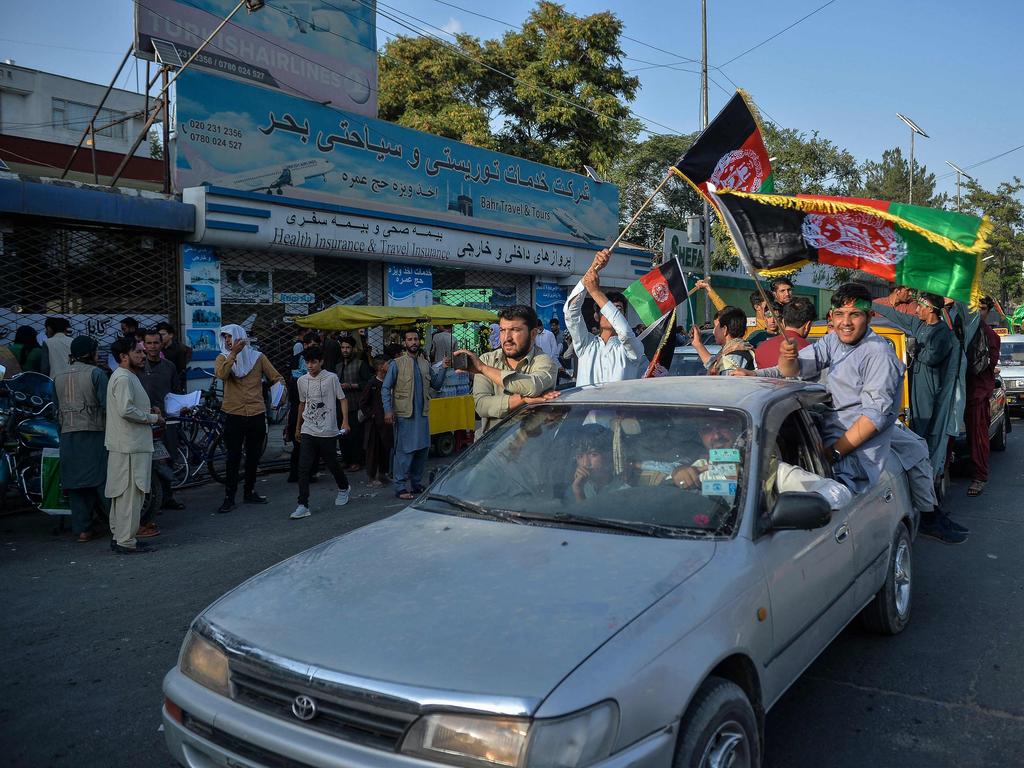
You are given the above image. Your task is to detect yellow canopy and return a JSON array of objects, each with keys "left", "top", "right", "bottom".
[{"left": 294, "top": 304, "right": 498, "bottom": 331}]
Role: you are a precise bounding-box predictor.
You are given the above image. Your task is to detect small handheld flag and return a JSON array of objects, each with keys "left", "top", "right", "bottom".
[{"left": 624, "top": 259, "right": 689, "bottom": 327}]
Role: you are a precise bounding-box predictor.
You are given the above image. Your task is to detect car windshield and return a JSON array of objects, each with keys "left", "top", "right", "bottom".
[
  {"left": 669, "top": 349, "right": 716, "bottom": 376},
  {"left": 999, "top": 341, "right": 1024, "bottom": 366},
  {"left": 425, "top": 404, "right": 749, "bottom": 537}
]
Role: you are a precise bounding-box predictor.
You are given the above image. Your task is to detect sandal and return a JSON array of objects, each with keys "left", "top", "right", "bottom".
[
  {"left": 967, "top": 480, "right": 985, "bottom": 497},
  {"left": 395, "top": 491, "right": 416, "bottom": 500}
]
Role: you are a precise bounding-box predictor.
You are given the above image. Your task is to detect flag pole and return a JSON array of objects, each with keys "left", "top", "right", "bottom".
[
  {"left": 676, "top": 256, "right": 697, "bottom": 328},
  {"left": 606, "top": 172, "right": 674, "bottom": 254}
]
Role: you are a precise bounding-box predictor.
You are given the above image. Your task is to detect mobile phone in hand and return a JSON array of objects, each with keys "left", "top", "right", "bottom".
[{"left": 453, "top": 352, "right": 469, "bottom": 370}]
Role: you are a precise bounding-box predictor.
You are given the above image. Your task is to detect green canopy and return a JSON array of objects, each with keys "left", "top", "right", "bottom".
[{"left": 294, "top": 304, "right": 498, "bottom": 331}]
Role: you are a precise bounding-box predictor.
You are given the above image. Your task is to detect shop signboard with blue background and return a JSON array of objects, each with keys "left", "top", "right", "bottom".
[
  {"left": 535, "top": 282, "right": 568, "bottom": 330},
  {"left": 134, "top": 0, "right": 378, "bottom": 115},
  {"left": 386, "top": 265, "right": 433, "bottom": 307},
  {"left": 176, "top": 70, "right": 619, "bottom": 250}
]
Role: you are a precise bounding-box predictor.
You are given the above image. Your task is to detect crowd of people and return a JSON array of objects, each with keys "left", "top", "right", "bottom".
[{"left": 1, "top": 248, "right": 1004, "bottom": 551}]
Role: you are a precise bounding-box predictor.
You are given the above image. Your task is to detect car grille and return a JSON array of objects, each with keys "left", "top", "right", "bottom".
[
  {"left": 1006, "top": 378, "right": 1024, "bottom": 390},
  {"left": 229, "top": 664, "right": 416, "bottom": 751},
  {"left": 184, "top": 712, "right": 316, "bottom": 768}
]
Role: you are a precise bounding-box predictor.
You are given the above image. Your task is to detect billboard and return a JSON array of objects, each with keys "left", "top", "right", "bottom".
[
  {"left": 135, "top": 0, "right": 377, "bottom": 115},
  {"left": 386, "top": 265, "right": 433, "bottom": 307},
  {"left": 175, "top": 69, "right": 619, "bottom": 246}
]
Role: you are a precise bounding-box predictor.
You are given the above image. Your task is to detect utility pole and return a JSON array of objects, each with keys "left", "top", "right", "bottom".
[
  {"left": 944, "top": 160, "right": 974, "bottom": 212},
  {"left": 896, "top": 112, "right": 929, "bottom": 205},
  {"left": 700, "top": 0, "right": 711, "bottom": 322}
]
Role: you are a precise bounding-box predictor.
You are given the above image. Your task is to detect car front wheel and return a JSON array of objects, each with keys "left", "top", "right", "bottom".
[
  {"left": 673, "top": 676, "right": 760, "bottom": 768},
  {"left": 860, "top": 523, "right": 912, "bottom": 635}
]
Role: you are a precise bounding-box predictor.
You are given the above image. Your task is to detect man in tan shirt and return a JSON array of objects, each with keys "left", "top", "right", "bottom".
[
  {"left": 458, "top": 305, "right": 560, "bottom": 437},
  {"left": 214, "top": 324, "right": 284, "bottom": 513}
]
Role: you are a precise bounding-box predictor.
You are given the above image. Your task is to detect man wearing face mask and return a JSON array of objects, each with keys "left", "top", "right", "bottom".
[
  {"left": 214, "top": 324, "right": 284, "bottom": 513},
  {"left": 456, "top": 305, "right": 560, "bottom": 438}
]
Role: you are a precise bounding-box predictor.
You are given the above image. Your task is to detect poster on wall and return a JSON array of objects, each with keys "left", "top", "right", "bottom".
[
  {"left": 0, "top": 313, "right": 167, "bottom": 352},
  {"left": 134, "top": 0, "right": 378, "bottom": 116},
  {"left": 535, "top": 282, "right": 568, "bottom": 330},
  {"left": 176, "top": 69, "right": 619, "bottom": 247},
  {"left": 222, "top": 268, "right": 273, "bottom": 304},
  {"left": 386, "top": 265, "right": 433, "bottom": 307},
  {"left": 182, "top": 244, "right": 222, "bottom": 359}
]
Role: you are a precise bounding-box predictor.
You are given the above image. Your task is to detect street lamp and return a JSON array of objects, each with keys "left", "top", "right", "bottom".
[
  {"left": 944, "top": 160, "right": 976, "bottom": 212},
  {"left": 896, "top": 112, "right": 929, "bottom": 204}
]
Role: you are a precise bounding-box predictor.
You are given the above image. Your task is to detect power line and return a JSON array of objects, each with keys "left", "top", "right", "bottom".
[
  {"left": 935, "top": 144, "right": 1024, "bottom": 181},
  {"left": 718, "top": 0, "right": 840, "bottom": 68},
  {"left": 0, "top": 38, "right": 124, "bottom": 56}
]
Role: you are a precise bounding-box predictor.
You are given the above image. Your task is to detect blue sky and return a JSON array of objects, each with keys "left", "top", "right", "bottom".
[{"left": 3, "top": 0, "right": 1022, "bottom": 198}]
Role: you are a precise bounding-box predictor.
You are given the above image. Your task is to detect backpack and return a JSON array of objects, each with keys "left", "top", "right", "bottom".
[{"left": 967, "top": 323, "right": 991, "bottom": 376}]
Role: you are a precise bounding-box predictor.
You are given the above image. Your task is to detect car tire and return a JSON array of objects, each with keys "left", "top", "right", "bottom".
[
  {"left": 860, "top": 523, "right": 912, "bottom": 635},
  {"left": 991, "top": 415, "right": 1007, "bottom": 452},
  {"left": 672, "top": 676, "right": 760, "bottom": 768}
]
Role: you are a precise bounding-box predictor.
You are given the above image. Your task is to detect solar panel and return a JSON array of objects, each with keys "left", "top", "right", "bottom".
[
  {"left": 151, "top": 39, "right": 184, "bottom": 68},
  {"left": 0, "top": 158, "right": 10, "bottom": 172}
]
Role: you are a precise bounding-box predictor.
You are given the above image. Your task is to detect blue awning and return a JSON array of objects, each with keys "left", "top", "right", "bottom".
[{"left": 0, "top": 177, "right": 195, "bottom": 233}]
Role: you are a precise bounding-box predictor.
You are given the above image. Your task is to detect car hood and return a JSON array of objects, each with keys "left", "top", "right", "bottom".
[{"left": 201, "top": 508, "right": 715, "bottom": 705}]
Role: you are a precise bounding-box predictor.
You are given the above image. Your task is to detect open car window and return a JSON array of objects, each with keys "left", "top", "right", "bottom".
[{"left": 426, "top": 404, "right": 750, "bottom": 536}]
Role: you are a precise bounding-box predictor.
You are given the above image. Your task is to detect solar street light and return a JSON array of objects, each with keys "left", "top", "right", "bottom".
[
  {"left": 944, "top": 160, "right": 976, "bottom": 212},
  {"left": 896, "top": 113, "right": 929, "bottom": 204}
]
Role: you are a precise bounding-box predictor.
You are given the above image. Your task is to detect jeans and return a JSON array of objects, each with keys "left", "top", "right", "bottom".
[
  {"left": 224, "top": 413, "right": 267, "bottom": 498},
  {"left": 298, "top": 435, "right": 349, "bottom": 505}
]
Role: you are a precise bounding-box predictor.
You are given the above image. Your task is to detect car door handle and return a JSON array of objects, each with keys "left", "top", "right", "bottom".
[
  {"left": 884, "top": 489, "right": 894, "bottom": 503},
  {"left": 834, "top": 523, "right": 850, "bottom": 543}
]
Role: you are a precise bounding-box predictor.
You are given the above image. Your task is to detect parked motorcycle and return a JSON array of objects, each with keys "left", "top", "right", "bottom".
[{"left": 0, "top": 372, "right": 59, "bottom": 511}]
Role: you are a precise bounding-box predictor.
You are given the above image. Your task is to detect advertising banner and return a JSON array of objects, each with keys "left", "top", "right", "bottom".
[
  {"left": 0, "top": 313, "right": 167, "bottom": 351},
  {"left": 222, "top": 267, "right": 273, "bottom": 304},
  {"left": 663, "top": 228, "right": 708, "bottom": 275},
  {"left": 386, "top": 265, "right": 433, "bottom": 307},
  {"left": 176, "top": 69, "right": 618, "bottom": 246},
  {"left": 182, "top": 244, "right": 221, "bottom": 358},
  {"left": 535, "top": 282, "right": 568, "bottom": 330},
  {"left": 134, "top": 0, "right": 377, "bottom": 115}
]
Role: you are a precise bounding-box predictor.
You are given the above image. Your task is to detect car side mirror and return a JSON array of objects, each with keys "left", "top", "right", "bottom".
[{"left": 769, "top": 492, "right": 832, "bottom": 531}]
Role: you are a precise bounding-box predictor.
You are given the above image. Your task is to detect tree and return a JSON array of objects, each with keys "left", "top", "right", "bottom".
[
  {"left": 962, "top": 177, "right": 1024, "bottom": 307},
  {"left": 606, "top": 132, "right": 701, "bottom": 253},
  {"left": 148, "top": 127, "right": 163, "bottom": 160},
  {"left": 377, "top": 33, "right": 497, "bottom": 148},
  {"left": 377, "top": 2, "right": 639, "bottom": 172},
  {"left": 858, "top": 147, "right": 945, "bottom": 207},
  {"left": 483, "top": 2, "right": 639, "bottom": 172},
  {"left": 762, "top": 124, "right": 860, "bottom": 196}
]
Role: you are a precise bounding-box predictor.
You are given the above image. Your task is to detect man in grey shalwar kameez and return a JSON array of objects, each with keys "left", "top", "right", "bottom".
[
  {"left": 751, "top": 283, "right": 964, "bottom": 544},
  {"left": 53, "top": 336, "right": 110, "bottom": 542},
  {"left": 873, "top": 292, "right": 957, "bottom": 479}
]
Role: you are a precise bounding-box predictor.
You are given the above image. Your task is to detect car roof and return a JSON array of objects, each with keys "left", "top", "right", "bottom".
[
  {"left": 554, "top": 376, "right": 826, "bottom": 412},
  {"left": 999, "top": 334, "right": 1024, "bottom": 342}
]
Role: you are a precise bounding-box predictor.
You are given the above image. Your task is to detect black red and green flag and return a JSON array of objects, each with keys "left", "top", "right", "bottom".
[
  {"left": 624, "top": 258, "right": 688, "bottom": 326},
  {"left": 710, "top": 188, "right": 992, "bottom": 306},
  {"left": 671, "top": 90, "right": 774, "bottom": 203}
]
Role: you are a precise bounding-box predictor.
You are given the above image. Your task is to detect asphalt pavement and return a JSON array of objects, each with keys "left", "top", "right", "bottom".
[{"left": 1, "top": 429, "right": 1022, "bottom": 768}]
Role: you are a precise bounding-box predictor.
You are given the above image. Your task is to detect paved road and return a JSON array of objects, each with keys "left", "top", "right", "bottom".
[{"left": 1, "top": 428, "right": 1022, "bottom": 767}]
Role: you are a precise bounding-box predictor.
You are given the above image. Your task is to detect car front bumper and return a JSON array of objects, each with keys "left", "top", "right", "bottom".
[{"left": 163, "top": 668, "right": 678, "bottom": 768}]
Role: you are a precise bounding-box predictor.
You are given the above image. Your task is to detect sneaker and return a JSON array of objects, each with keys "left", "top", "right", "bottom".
[
  {"left": 335, "top": 488, "right": 350, "bottom": 506},
  {"left": 920, "top": 516, "right": 967, "bottom": 544},
  {"left": 217, "top": 497, "right": 235, "bottom": 514},
  {"left": 243, "top": 491, "right": 269, "bottom": 504},
  {"left": 948, "top": 519, "right": 970, "bottom": 534},
  {"left": 290, "top": 505, "right": 311, "bottom": 519}
]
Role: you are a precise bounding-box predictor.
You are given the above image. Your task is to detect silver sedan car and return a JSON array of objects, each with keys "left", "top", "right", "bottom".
[{"left": 162, "top": 377, "right": 916, "bottom": 768}]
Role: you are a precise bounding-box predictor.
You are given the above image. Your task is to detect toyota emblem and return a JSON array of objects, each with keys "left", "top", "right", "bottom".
[{"left": 291, "top": 694, "right": 318, "bottom": 721}]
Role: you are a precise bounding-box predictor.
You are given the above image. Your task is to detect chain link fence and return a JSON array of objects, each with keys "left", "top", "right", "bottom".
[{"left": 432, "top": 266, "right": 531, "bottom": 353}]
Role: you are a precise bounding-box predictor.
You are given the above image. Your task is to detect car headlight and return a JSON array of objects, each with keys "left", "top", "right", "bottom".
[
  {"left": 179, "top": 631, "right": 230, "bottom": 697},
  {"left": 400, "top": 702, "right": 618, "bottom": 768}
]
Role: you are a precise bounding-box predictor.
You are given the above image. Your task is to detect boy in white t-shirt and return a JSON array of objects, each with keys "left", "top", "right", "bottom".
[{"left": 292, "top": 345, "right": 351, "bottom": 519}]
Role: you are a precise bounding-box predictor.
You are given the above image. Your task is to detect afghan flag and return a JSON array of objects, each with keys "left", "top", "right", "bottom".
[
  {"left": 671, "top": 90, "right": 774, "bottom": 204},
  {"left": 711, "top": 188, "right": 992, "bottom": 306},
  {"left": 624, "top": 259, "right": 688, "bottom": 326}
]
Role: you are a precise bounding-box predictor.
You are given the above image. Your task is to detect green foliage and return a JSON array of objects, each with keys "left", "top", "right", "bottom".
[
  {"left": 962, "top": 177, "right": 1024, "bottom": 306},
  {"left": 148, "top": 128, "right": 163, "bottom": 160},
  {"left": 377, "top": 2, "right": 638, "bottom": 170},
  {"left": 606, "top": 132, "right": 700, "bottom": 252},
  {"left": 763, "top": 124, "right": 860, "bottom": 196},
  {"left": 857, "top": 147, "right": 945, "bottom": 207}
]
